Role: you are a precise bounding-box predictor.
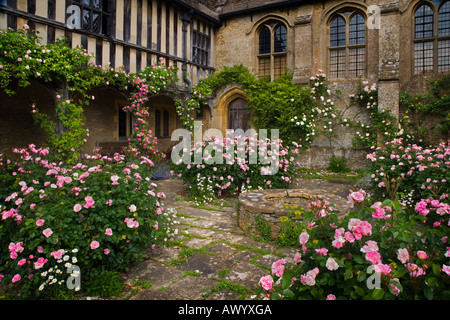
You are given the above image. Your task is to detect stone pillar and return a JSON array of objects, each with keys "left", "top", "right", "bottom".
[
  {"left": 292, "top": 6, "right": 313, "bottom": 84},
  {"left": 377, "top": 1, "right": 400, "bottom": 120}
]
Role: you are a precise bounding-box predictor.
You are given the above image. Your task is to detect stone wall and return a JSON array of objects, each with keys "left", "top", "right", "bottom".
[{"left": 210, "top": 0, "right": 450, "bottom": 170}]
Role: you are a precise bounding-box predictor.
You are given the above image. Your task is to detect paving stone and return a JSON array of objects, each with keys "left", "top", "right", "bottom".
[
  {"left": 176, "top": 253, "right": 236, "bottom": 278},
  {"left": 231, "top": 249, "right": 261, "bottom": 263},
  {"left": 224, "top": 262, "right": 268, "bottom": 289},
  {"left": 119, "top": 178, "right": 353, "bottom": 301},
  {"left": 124, "top": 260, "right": 184, "bottom": 289},
  {"left": 182, "top": 237, "right": 215, "bottom": 249},
  {"left": 204, "top": 242, "right": 236, "bottom": 257},
  {"left": 205, "top": 290, "right": 241, "bottom": 300},
  {"left": 166, "top": 276, "right": 219, "bottom": 300}
]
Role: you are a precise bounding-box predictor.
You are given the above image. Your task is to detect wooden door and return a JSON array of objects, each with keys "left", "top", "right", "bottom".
[{"left": 228, "top": 98, "right": 249, "bottom": 131}]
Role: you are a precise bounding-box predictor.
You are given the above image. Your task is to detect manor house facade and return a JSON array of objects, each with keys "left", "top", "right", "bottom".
[{"left": 1, "top": 0, "right": 449, "bottom": 168}]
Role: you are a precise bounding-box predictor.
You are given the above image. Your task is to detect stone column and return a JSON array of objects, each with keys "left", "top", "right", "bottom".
[
  {"left": 292, "top": 6, "right": 313, "bottom": 84},
  {"left": 377, "top": 1, "right": 401, "bottom": 120}
]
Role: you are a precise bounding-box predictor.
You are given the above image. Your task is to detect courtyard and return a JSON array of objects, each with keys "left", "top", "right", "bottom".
[{"left": 0, "top": 1, "right": 450, "bottom": 303}]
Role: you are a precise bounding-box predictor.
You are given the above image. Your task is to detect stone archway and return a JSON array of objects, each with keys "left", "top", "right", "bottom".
[{"left": 212, "top": 87, "right": 249, "bottom": 136}]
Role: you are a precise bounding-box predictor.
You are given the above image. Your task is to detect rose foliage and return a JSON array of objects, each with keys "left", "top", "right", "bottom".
[
  {"left": 256, "top": 138, "right": 450, "bottom": 300},
  {"left": 0, "top": 146, "right": 175, "bottom": 299}
]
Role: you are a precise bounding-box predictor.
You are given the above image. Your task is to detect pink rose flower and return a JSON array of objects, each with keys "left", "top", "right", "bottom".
[
  {"left": 347, "top": 189, "right": 366, "bottom": 207},
  {"left": 105, "top": 228, "right": 113, "bottom": 236},
  {"left": 299, "top": 231, "right": 309, "bottom": 245},
  {"left": 51, "top": 249, "right": 65, "bottom": 260},
  {"left": 344, "top": 232, "right": 355, "bottom": 243},
  {"left": 373, "top": 263, "right": 391, "bottom": 275},
  {"left": 397, "top": 248, "right": 409, "bottom": 264},
  {"left": 73, "top": 203, "right": 82, "bottom": 212},
  {"left": 326, "top": 257, "right": 339, "bottom": 271},
  {"left": 90, "top": 241, "right": 100, "bottom": 249},
  {"left": 42, "top": 228, "right": 53, "bottom": 238},
  {"left": 315, "top": 248, "right": 328, "bottom": 256},
  {"left": 34, "top": 257, "right": 48, "bottom": 269},
  {"left": 84, "top": 196, "right": 95, "bottom": 209},
  {"left": 365, "top": 251, "right": 382, "bottom": 265},
  {"left": 294, "top": 252, "right": 302, "bottom": 264},
  {"left": 326, "top": 294, "right": 336, "bottom": 300},
  {"left": 17, "top": 259, "right": 26, "bottom": 266},
  {"left": 259, "top": 275, "right": 274, "bottom": 291},
  {"left": 417, "top": 250, "right": 428, "bottom": 260},
  {"left": 12, "top": 274, "right": 21, "bottom": 283},
  {"left": 301, "top": 268, "right": 319, "bottom": 286},
  {"left": 361, "top": 240, "right": 379, "bottom": 254},
  {"left": 36, "top": 219, "right": 45, "bottom": 227},
  {"left": 390, "top": 278, "right": 401, "bottom": 296},
  {"left": 271, "top": 259, "right": 286, "bottom": 277},
  {"left": 406, "top": 263, "right": 425, "bottom": 277}
]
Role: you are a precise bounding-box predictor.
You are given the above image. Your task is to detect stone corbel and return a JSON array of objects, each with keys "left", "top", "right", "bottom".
[
  {"left": 380, "top": 2, "right": 400, "bottom": 14},
  {"left": 294, "top": 14, "right": 312, "bottom": 25},
  {"left": 207, "top": 97, "right": 214, "bottom": 117}
]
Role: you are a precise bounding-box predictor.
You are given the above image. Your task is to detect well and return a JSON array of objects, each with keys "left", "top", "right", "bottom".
[{"left": 238, "top": 188, "right": 350, "bottom": 239}]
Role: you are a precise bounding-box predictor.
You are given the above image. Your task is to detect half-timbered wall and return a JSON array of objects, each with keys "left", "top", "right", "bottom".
[
  {"left": 0, "top": 0, "right": 217, "bottom": 82},
  {"left": 0, "top": 0, "right": 218, "bottom": 153}
]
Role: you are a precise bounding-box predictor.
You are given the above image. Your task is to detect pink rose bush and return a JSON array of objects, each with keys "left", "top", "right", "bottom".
[
  {"left": 0, "top": 146, "right": 177, "bottom": 298},
  {"left": 170, "top": 134, "right": 298, "bottom": 202},
  {"left": 366, "top": 138, "right": 449, "bottom": 202},
  {"left": 257, "top": 186, "right": 450, "bottom": 300}
]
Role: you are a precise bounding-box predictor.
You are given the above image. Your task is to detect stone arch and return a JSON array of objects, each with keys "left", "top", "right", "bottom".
[
  {"left": 246, "top": 14, "right": 294, "bottom": 35},
  {"left": 321, "top": 1, "right": 369, "bottom": 24},
  {"left": 212, "top": 87, "right": 249, "bottom": 136}
]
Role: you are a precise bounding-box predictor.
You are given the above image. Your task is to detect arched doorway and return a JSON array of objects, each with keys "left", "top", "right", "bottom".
[{"left": 228, "top": 97, "right": 250, "bottom": 131}]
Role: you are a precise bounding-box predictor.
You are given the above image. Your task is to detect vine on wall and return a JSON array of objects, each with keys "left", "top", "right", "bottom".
[{"left": 0, "top": 26, "right": 180, "bottom": 163}]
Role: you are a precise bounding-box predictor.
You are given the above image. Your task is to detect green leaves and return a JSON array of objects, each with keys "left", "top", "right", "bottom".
[{"left": 0, "top": 147, "right": 177, "bottom": 298}]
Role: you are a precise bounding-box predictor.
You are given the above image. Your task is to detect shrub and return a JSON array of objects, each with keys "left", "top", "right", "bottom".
[
  {"left": 366, "top": 138, "right": 450, "bottom": 201},
  {"left": 327, "top": 155, "right": 351, "bottom": 173},
  {"left": 256, "top": 190, "right": 450, "bottom": 300},
  {"left": 0, "top": 145, "right": 175, "bottom": 299},
  {"left": 170, "top": 133, "right": 298, "bottom": 200}
]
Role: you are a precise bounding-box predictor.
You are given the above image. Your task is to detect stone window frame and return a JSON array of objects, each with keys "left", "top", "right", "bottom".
[
  {"left": 413, "top": 0, "right": 450, "bottom": 74},
  {"left": 327, "top": 8, "right": 367, "bottom": 79},
  {"left": 256, "top": 19, "right": 288, "bottom": 80}
]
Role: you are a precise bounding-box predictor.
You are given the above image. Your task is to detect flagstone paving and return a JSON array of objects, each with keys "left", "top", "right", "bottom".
[{"left": 119, "top": 177, "right": 354, "bottom": 300}]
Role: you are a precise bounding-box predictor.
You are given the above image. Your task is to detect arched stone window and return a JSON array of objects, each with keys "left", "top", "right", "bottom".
[
  {"left": 329, "top": 9, "right": 366, "bottom": 78},
  {"left": 257, "top": 20, "right": 287, "bottom": 80},
  {"left": 414, "top": 1, "right": 450, "bottom": 73}
]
